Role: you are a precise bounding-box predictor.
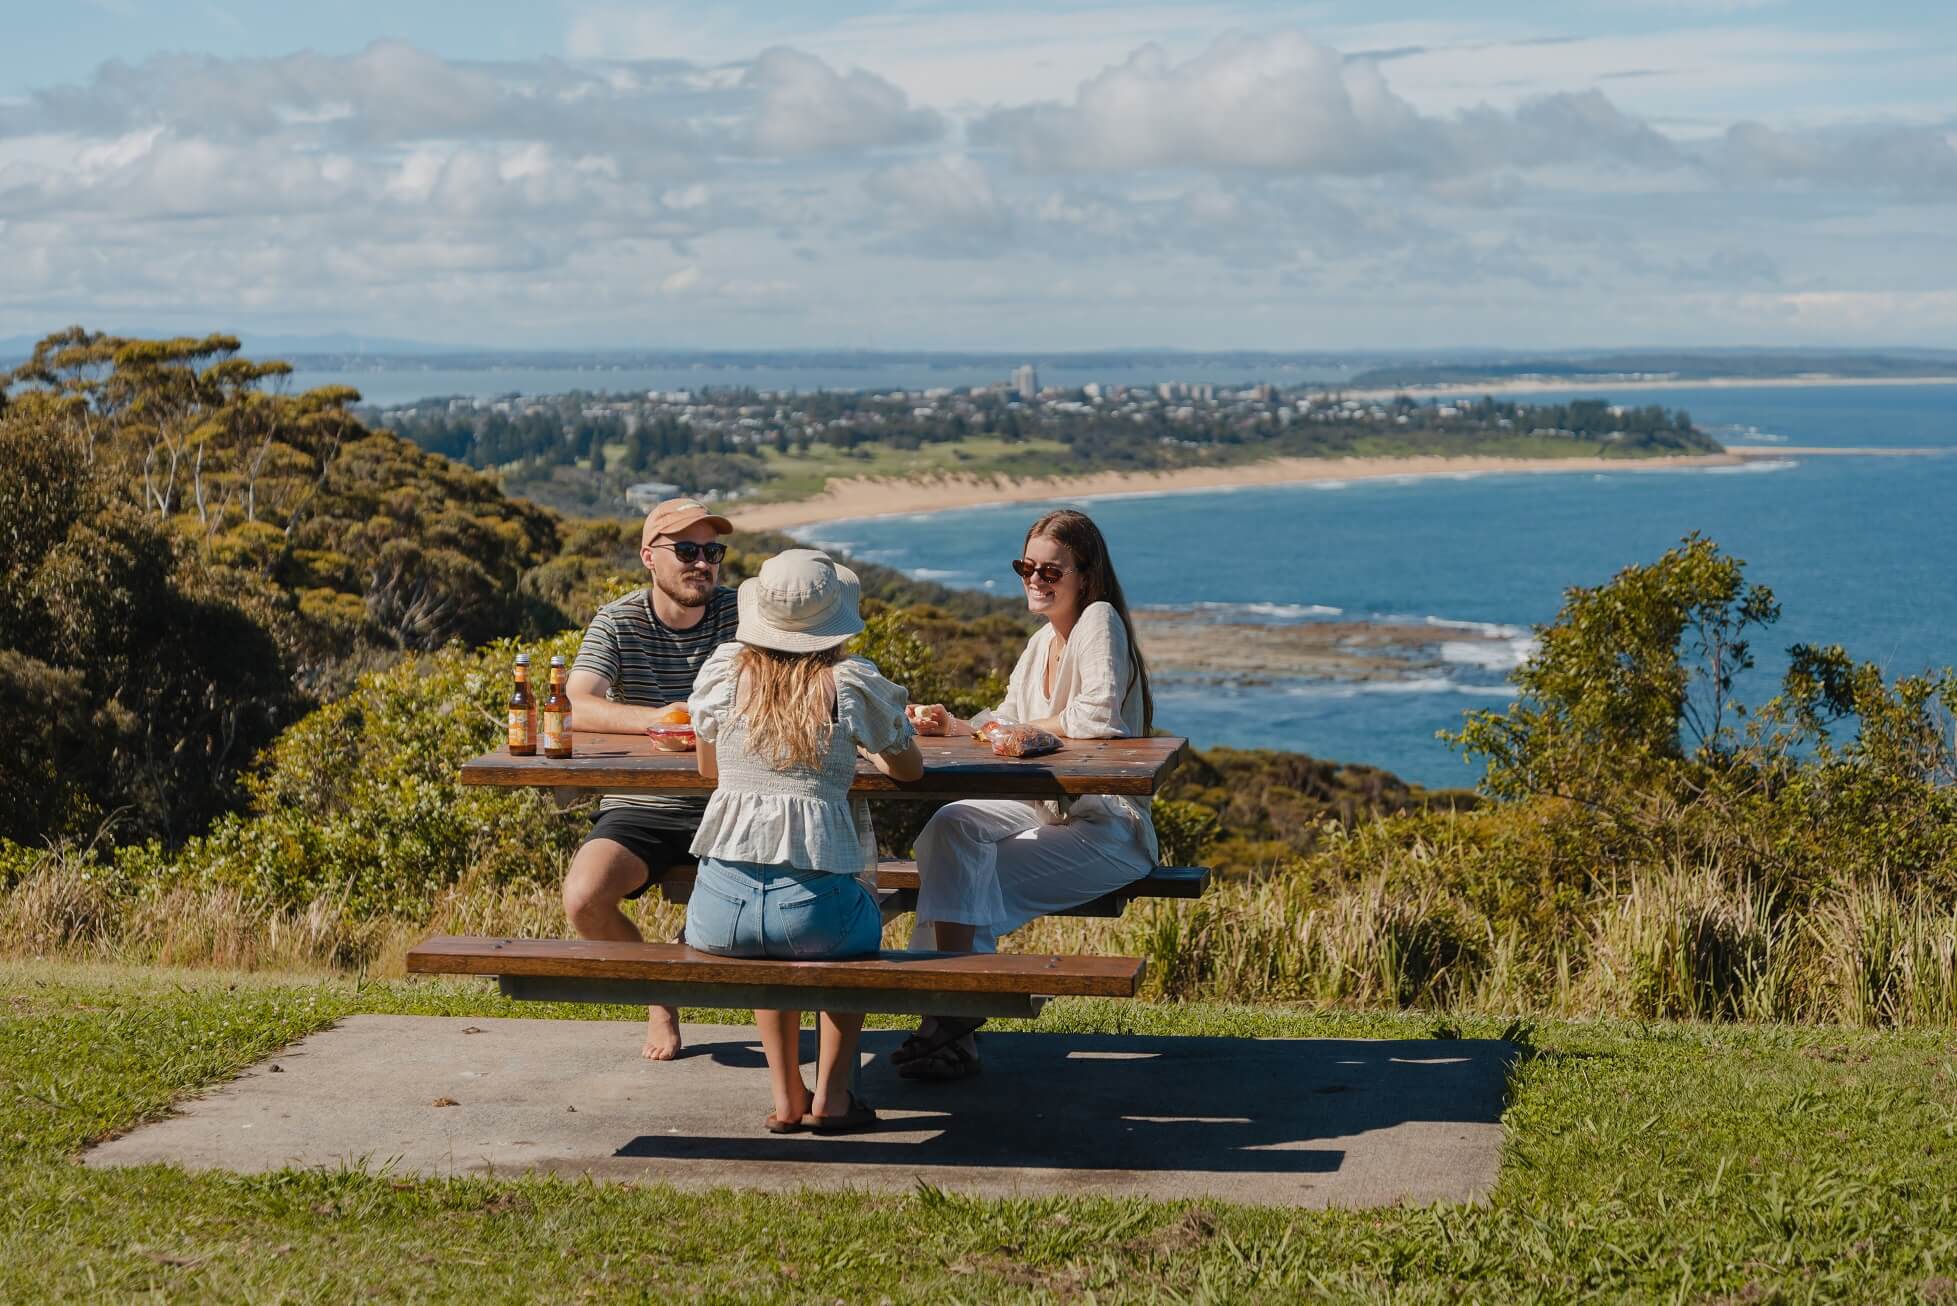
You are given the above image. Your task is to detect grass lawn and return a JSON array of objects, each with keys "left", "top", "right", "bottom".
[{"left": 4, "top": 960, "right": 1954, "bottom": 1302}]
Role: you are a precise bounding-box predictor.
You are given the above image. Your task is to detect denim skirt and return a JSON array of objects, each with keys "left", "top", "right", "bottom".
[{"left": 683, "top": 857, "right": 882, "bottom": 960}]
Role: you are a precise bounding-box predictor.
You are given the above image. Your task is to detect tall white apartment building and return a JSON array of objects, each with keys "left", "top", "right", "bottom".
[{"left": 1014, "top": 363, "right": 1039, "bottom": 401}]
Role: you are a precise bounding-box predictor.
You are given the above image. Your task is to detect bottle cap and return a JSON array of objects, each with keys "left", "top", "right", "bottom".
[
  {"left": 550, "top": 655, "right": 566, "bottom": 666},
  {"left": 515, "top": 653, "right": 531, "bottom": 665}
]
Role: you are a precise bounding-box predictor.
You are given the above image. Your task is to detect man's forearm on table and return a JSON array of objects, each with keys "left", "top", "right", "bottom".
[{"left": 568, "top": 696, "right": 671, "bottom": 734}]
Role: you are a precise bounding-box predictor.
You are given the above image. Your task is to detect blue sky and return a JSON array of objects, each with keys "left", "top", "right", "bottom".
[{"left": 2, "top": 1, "right": 1953, "bottom": 349}]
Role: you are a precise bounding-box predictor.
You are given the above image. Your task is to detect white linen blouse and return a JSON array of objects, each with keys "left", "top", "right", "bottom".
[
  {"left": 973, "top": 601, "right": 1159, "bottom": 863},
  {"left": 687, "top": 645, "right": 914, "bottom": 878}
]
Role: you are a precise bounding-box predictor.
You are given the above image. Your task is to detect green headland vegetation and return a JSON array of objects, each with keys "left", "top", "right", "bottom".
[
  {"left": 375, "top": 374, "right": 1720, "bottom": 512},
  {"left": 3, "top": 329, "right": 1951, "bottom": 1024},
  {"left": 3, "top": 330, "right": 1956, "bottom": 1298}
]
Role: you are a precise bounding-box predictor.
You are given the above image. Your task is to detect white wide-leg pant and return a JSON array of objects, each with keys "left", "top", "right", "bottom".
[{"left": 908, "top": 799, "right": 1153, "bottom": 953}]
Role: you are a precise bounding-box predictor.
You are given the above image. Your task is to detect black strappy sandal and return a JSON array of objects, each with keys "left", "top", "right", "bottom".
[{"left": 890, "top": 1016, "right": 986, "bottom": 1067}]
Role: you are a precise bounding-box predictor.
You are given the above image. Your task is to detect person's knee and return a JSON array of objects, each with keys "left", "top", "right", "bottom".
[
  {"left": 916, "top": 806, "right": 977, "bottom": 860},
  {"left": 563, "top": 849, "right": 632, "bottom": 924}
]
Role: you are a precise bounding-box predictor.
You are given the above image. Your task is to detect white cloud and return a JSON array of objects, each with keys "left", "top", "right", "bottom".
[
  {"left": 971, "top": 34, "right": 1688, "bottom": 179},
  {"left": 660, "top": 266, "right": 702, "bottom": 294},
  {"left": 1, "top": 24, "right": 1953, "bottom": 347},
  {"left": 974, "top": 34, "right": 1428, "bottom": 174},
  {"left": 865, "top": 154, "right": 1006, "bottom": 228},
  {"left": 743, "top": 47, "right": 943, "bottom": 156},
  {"left": 1717, "top": 120, "right": 1957, "bottom": 194}
]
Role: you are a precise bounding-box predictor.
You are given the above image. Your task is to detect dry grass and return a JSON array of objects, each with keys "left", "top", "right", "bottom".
[{"left": 5, "top": 843, "right": 1955, "bottom": 1027}]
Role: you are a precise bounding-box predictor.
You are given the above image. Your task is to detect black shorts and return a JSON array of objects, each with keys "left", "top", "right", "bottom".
[{"left": 583, "top": 808, "right": 697, "bottom": 900}]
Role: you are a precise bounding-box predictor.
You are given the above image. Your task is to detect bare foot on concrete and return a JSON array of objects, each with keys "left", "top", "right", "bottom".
[{"left": 642, "top": 1004, "right": 682, "bottom": 1060}]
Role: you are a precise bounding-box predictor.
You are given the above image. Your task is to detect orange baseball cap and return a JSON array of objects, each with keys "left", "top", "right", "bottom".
[{"left": 641, "top": 497, "right": 733, "bottom": 548}]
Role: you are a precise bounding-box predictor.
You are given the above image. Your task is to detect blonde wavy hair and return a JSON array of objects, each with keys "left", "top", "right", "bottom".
[{"left": 733, "top": 644, "right": 846, "bottom": 770}]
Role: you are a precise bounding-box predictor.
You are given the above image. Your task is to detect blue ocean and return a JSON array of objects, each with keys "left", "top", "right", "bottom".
[{"left": 796, "top": 385, "right": 1957, "bottom": 787}]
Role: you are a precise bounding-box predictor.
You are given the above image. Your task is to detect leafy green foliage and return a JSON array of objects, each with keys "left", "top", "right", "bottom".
[
  {"left": 1449, "top": 532, "right": 1781, "bottom": 804},
  {"left": 114, "top": 635, "right": 584, "bottom": 920}
]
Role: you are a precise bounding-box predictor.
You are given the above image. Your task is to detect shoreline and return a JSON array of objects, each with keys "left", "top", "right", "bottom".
[
  {"left": 731, "top": 450, "right": 1777, "bottom": 532},
  {"left": 1336, "top": 375, "right": 1957, "bottom": 400}
]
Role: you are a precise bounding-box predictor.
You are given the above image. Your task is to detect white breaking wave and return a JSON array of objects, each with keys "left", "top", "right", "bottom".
[
  {"left": 1414, "top": 615, "right": 1533, "bottom": 639},
  {"left": 1440, "top": 637, "right": 1539, "bottom": 670},
  {"left": 909, "top": 568, "right": 968, "bottom": 581},
  {"left": 1164, "top": 600, "right": 1345, "bottom": 620},
  {"left": 1701, "top": 458, "right": 1799, "bottom": 475},
  {"left": 1274, "top": 678, "right": 1517, "bottom": 699}
]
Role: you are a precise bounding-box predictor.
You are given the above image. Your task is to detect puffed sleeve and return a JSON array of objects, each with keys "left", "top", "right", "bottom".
[
  {"left": 838, "top": 657, "right": 915, "bottom": 754},
  {"left": 1059, "top": 603, "right": 1132, "bottom": 739},
  {"left": 686, "top": 642, "right": 743, "bottom": 744}
]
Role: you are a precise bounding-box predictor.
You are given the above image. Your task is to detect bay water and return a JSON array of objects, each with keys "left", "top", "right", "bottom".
[{"left": 796, "top": 384, "right": 1957, "bottom": 787}]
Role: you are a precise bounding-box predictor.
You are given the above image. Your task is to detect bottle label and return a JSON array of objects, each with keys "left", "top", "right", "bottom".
[
  {"left": 508, "top": 708, "right": 535, "bottom": 749},
  {"left": 542, "top": 710, "right": 569, "bottom": 752}
]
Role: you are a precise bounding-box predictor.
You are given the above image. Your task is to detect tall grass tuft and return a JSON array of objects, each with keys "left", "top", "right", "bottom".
[
  {"left": 1588, "top": 860, "right": 1795, "bottom": 1021},
  {"left": 1812, "top": 885, "right": 1957, "bottom": 1027}
]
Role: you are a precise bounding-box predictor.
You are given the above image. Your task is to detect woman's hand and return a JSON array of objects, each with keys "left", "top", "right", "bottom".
[{"left": 906, "top": 703, "right": 960, "bottom": 736}]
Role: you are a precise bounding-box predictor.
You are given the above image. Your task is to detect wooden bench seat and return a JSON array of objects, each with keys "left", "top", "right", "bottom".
[
  {"left": 654, "top": 860, "right": 1210, "bottom": 919},
  {"left": 407, "top": 935, "right": 1148, "bottom": 1019}
]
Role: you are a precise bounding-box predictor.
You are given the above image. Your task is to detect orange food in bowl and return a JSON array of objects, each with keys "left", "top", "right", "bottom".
[{"left": 656, "top": 705, "right": 691, "bottom": 725}]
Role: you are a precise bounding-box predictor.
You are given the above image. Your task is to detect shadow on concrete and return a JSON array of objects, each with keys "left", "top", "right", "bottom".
[
  {"left": 617, "top": 1030, "right": 1507, "bottom": 1178},
  {"left": 83, "top": 1016, "right": 1514, "bottom": 1205}
]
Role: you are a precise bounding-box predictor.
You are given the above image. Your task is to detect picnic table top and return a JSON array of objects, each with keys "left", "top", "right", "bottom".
[{"left": 459, "top": 733, "right": 1188, "bottom": 801}]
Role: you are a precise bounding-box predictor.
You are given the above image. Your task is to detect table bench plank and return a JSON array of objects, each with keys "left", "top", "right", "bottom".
[
  {"left": 408, "top": 936, "right": 1145, "bottom": 997},
  {"left": 458, "top": 734, "right": 1186, "bottom": 799}
]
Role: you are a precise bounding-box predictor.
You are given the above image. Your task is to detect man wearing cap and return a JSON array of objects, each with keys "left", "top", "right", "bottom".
[{"left": 564, "top": 497, "right": 739, "bottom": 1060}]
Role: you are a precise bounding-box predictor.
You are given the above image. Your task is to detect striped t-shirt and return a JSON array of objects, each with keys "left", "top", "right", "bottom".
[{"left": 575, "top": 586, "right": 741, "bottom": 826}]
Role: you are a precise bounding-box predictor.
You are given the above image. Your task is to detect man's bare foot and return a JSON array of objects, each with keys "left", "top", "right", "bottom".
[{"left": 642, "top": 1004, "right": 682, "bottom": 1060}]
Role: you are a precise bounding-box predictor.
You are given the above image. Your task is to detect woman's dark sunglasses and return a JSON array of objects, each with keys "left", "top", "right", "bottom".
[
  {"left": 655, "top": 541, "right": 727, "bottom": 565},
  {"left": 1011, "top": 558, "right": 1069, "bottom": 584}
]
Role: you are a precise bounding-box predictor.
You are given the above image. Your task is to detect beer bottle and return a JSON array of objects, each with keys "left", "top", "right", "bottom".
[
  {"left": 542, "top": 655, "right": 573, "bottom": 759},
  {"left": 507, "top": 654, "right": 537, "bottom": 756}
]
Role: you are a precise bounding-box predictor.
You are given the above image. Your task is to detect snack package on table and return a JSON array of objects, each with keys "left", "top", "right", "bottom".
[{"left": 976, "top": 718, "right": 1062, "bottom": 758}]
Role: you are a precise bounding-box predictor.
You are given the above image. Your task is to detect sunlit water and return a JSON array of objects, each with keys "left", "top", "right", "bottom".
[{"left": 796, "top": 385, "right": 1957, "bottom": 786}]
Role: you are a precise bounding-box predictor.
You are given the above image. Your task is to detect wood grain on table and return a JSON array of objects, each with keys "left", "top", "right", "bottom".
[{"left": 458, "top": 734, "right": 1187, "bottom": 799}]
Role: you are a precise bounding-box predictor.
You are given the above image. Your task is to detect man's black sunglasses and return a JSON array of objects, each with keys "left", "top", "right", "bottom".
[
  {"left": 654, "top": 541, "right": 727, "bottom": 565},
  {"left": 1011, "top": 558, "right": 1069, "bottom": 584}
]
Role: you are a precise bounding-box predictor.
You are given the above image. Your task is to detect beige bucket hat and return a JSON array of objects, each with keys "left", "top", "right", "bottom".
[{"left": 736, "top": 549, "right": 864, "bottom": 653}]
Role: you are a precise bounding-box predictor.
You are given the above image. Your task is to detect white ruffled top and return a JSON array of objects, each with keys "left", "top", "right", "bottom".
[{"left": 687, "top": 645, "right": 915, "bottom": 878}]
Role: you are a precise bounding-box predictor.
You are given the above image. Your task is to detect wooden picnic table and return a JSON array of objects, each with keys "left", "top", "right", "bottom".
[{"left": 458, "top": 733, "right": 1188, "bottom": 803}]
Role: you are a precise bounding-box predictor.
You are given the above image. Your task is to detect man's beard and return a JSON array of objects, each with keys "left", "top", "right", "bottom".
[{"left": 654, "top": 572, "right": 712, "bottom": 609}]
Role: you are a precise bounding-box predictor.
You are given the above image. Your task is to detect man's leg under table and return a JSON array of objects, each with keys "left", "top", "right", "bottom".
[{"left": 563, "top": 836, "right": 684, "bottom": 1061}]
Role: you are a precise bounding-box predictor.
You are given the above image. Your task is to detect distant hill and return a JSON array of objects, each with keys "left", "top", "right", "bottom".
[{"left": 1347, "top": 350, "right": 1957, "bottom": 389}]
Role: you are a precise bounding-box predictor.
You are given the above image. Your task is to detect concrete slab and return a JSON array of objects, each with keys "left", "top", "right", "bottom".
[{"left": 85, "top": 1016, "right": 1512, "bottom": 1208}]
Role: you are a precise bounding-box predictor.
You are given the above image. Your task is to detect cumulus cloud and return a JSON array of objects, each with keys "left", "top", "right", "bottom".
[
  {"left": 973, "top": 35, "right": 1432, "bottom": 174},
  {"left": 12, "top": 42, "right": 505, "bottom": 143},
  {"left": 970, "top": 33, "right": 1702, "bottom": 180},
  {"left": 864, "top": 154, "right": 1008, "bottom": 241},
  {"left": 1716, "top": 120, "right": 1957, "bottom": 194},
  {"left": 744, "top": 47, "right": 943, "bottom": 155},
  {"left": 1, "top": 25, "right": 1952, "bottom": 346}
]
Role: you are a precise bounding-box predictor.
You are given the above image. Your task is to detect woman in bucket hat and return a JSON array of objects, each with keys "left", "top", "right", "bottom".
[{"left": 684, "top": 549, "right": 925, "bottom": 1134}]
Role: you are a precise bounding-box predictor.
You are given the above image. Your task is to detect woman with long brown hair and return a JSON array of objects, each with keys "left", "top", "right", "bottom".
[
  {"left": 898, "top": 508, "right": 1157, "bottom": 1080},
  {"left": 685, "top": 549, "right": 925, "bottom": 1132}
]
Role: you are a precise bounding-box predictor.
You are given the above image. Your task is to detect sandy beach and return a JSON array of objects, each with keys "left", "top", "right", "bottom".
[{"left": 732, "top": 450, "right": 1769, "bottom": 532}]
